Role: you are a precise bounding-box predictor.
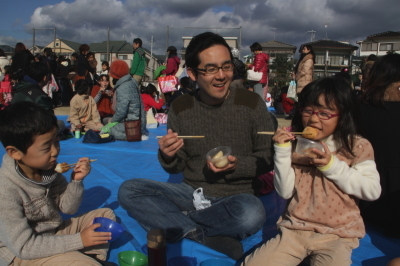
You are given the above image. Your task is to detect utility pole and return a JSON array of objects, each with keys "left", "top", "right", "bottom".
[
  {"left": 32, "top": 28, "right": 35, "bottom": 55},
  {"left": 107, "top": 27, "right": 110, "bottom": 62},
  {"left": 166, "top": 26, "right": 169, "bottom": 61},
  {"left": 271, "top": 28, "right": 277, "bottom": 40},
  {"left": 307, "top": 30, "right": 316, "bottom": 42},
  {"left": 53, "top": 28, "right": 56, "bottom": 52},
  {"left": 150, "top": 36, "right": 154, "bottom": 80},
  {"left": 239, "top": 26, "right": 242, "bottom": 59},
  {"left": 324, "top": 19, "right": 329, "bottom": 39}
]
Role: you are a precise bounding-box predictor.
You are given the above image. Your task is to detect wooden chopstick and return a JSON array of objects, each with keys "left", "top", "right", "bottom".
[
  {"left": 155, "top": 136, "right": 205, "bottom": 139},
  {"left": 257, "top": 131, "right": 305, "bottom": 135},
  {"left": 64, "top": 159, "right": 97, "bottom": 167}
]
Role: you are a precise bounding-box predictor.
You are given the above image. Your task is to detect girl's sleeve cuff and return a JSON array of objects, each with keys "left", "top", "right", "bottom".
[
  {"left": 275, "top": 142, "right": 291, "bottom": 148},
  {"left": 317, "top": 154, "right": 335, "bottom": 171}
]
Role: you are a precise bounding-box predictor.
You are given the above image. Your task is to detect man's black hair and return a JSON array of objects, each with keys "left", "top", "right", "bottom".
[
  {"left": 0, "top": 101, "right": 58, "bottom": 154},
  {"left": 185, "top": 32, "right": 233, "bottom": 71},
  {"left": 133, "top": 38, "right": 142, "bottom": 47},
  {"left": 27, "top": 62, "right": 48, "bottom": 83}
]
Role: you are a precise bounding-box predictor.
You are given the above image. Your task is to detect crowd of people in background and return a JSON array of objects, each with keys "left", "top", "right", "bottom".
[{"left": 0, "top": 35, "right": 399, "bottom": 265}]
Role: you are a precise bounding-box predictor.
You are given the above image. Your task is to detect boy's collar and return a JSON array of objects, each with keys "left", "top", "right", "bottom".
[{"left": 14, "top": 160, "right": 58, "bottom": 186}]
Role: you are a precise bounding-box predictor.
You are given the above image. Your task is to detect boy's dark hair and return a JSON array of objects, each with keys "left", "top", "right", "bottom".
[
  {"left": 71, "top": 52, "right": 78, "bottom": 59},
  {"left": 250, "top": 42, "right": 262, "bottom": 52},
  {"left": 43, "top": 47, "right": 53, "bottom": 57},
  {"left": 28, "top": 62, "right": 48, "bottom": 83},
  {"left": 79, "top": 44, "right": 90, "bottom": 54},
  {"left": 75, "top": 80, "right": 90, "bottom": 95},
  {"left": 179, "top": 77, "right": 192, "bottom": 89},
  {"left": 185, "top": 32, "right": 233, "bottom": 71},
  {"left": 333, "top": 72, "right": 353, "bottom": 89},
  {"left": 0, "top": 102, "right": 58, "bottom": 154},
  {"left": 292, "top": 77, "right": 362, "bottom": 156},
  {"left": 133, "top": 38, "right": 142, "bottom": 47}
]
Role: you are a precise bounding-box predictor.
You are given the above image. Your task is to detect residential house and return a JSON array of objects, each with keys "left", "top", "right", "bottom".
[
  {"left": 28, "top": 45, "right": 44, "bottom": 56},
  {"left": 302, "top": 39, "right": 358, "bottom": 78},
  {"left": 243, "top": 40, "right": 296, "bottom": 64},
  {"left": 0, "top": 45, "right": 14, "bottom": 60},
  {"left": 357, "top": 31, "right": 400, "bottom": 57},
  {"left": 44, "top": 38, "right": 81, "bottom": 56},
  {"left": 261, "top": 40, "right": 297, "bottom": 80},
  {"left": 90, "top": 40, "right": 162, "bottom": 81}
]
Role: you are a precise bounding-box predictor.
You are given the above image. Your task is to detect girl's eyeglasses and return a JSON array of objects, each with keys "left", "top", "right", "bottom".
[{"left": 300, "top": 108, "right": 339, "bottom": 120}]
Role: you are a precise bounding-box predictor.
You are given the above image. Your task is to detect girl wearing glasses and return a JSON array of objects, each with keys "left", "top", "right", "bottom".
[{"left": 243, "top": 77, "right": 381, "bottom": 266}]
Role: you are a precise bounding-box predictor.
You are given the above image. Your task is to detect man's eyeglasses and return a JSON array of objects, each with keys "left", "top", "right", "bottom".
[
  {"left": 194, "top": 63, "right": 234, "bottom": 75},
  {"left": 300, "top": 108, "right": 339, "bottom": 120}
]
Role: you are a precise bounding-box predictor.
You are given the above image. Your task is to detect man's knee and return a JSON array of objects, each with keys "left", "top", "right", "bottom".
[
  {"left": 227, "top": 194, "right": 266, "bottom": 233},
  {"left": 118, "top": 178, "right": 147, "bottom": 204}
]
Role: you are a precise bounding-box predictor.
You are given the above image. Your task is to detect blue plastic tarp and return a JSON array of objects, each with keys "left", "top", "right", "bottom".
[{"left": 0, "top": 115, "right": 398, "bottom": 265}]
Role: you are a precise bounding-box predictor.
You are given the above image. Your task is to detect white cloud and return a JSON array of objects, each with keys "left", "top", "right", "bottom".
[{"left": 7, "top": 0, "right": 399, "bottom": 56}]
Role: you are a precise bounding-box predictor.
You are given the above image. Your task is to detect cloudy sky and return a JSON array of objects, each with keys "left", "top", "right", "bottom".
[{"left": 0, "top": 0, "right": 399, "bottom": 57}]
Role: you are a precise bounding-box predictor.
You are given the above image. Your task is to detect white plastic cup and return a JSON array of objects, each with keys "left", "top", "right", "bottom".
[
  {"left": 295, "top": 137, "right": 324, "bottom": 158},
  {"left": 206, "top": 146, "right": 232, "bottom": 168}
]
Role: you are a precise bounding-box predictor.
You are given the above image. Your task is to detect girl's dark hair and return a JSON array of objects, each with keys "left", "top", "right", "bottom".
[
  {"left": 98, "top": 74, "right": 111, "bottom": 89},
  {"left": 57, "top": 55, "right": 66, "bottom": 63},
  {"left": 101, "top": 61, "right": 109, "bottom": 69},
  {"left": 294, "top": 44, "right": 315, "bottom": 73},
  {"left": 34, "top": 53, "right": 43, "bottom": 62},
  {"left": 362, "top": 53, "right": 400, "bottom": 107},
  {"left": 291, "top": 77, "right": 362, "bottom": 156},
  {"left": 86, "top": 52, "right": 95, "bottom": 58},
  {"left": 3, "top": 65, "right": 10, "bottom": 74},
  {"left": 75, "top": 79, "right": 90, "bottom": 95},
  {"left": 141, "top": 83, "right": 158, "bottom": 95},
  {"left": 250, "top": 42, "right": 262, "bottom": 52},
  {"left": 15, "top": 42, "right": 26, "bottom": 53},
  {"left": 367, "top": 54, "right": 378, "bottom": 62},
  {"left": 167, "top": 46, "right": 177, "bottom": 58}
]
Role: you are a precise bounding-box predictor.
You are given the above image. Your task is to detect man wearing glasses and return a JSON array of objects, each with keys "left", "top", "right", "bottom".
[{"left": 118, "top": 32, "right": 275, "bottom": 260}]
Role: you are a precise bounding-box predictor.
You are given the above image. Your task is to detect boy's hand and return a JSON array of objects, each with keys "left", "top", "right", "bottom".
[
  {"left": 272, "top": 127, "right": 295, "bottom": 144},
  {"left": 80, "top": 223, "right": 112, "bottom": 247},
  {"left": 71, "top": 157, "right": 91, "bottom": 181}
]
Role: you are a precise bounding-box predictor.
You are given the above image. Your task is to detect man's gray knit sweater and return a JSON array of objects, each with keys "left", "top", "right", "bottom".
[
  {"left": 0, "top": 154, "right": 84, "bottom": 266},
  {"left": 158, "top": 87, "right": 274, "bottom": 197}
]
